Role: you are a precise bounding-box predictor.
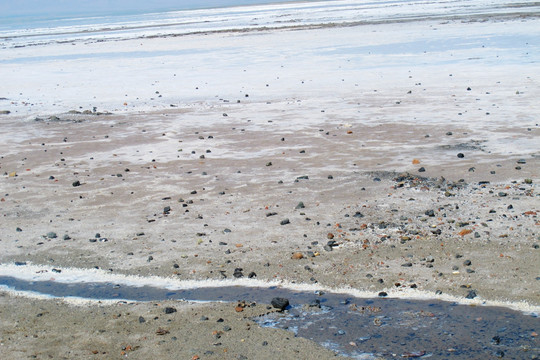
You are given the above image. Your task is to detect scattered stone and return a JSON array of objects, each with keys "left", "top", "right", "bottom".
[
  {"left": 14, "top": 261, "right": 27, "bottom": 266},
  {"left": 138, "top": 316, "right": 146, "bottom": 323},
  {"left": 401, "top": 262, "right": 413, "bottom": 267},
  {"left": 353, "top": 211, "right": 364, "bottom": 218},
  {"left": 466, "top": 290, "right": 477, "bottom": 299},
  {"left": 155, "top": 328, "right": 170, "bottom": 335},
  {"left": 457, "top": 153, "right": 464, "bottom": 158},
  {"left": 378, "top": 292, "right": 388, "bottom": 297},
  {"left": 233, "top": 268, "right": 244, "bottom": 278},
  {"left": 46, "top": 232, "right": 57, "bottom": 239},
  {"left": 280, "top": 218, "right": 290, "bottom": 225},
  {"left": 418, "top": 167, "right": 425, "bottom": 172},
  {"left": 295, "top": 202, "right": 305, "bottom": 209},
  {"left": 164, "top": 307, "right": 177, "bottom": 314},
  {"left": 271, "top": 297, "right": 289, "bottom": 311},
  {"left": 291, "top": 252, "right": 304, "bottom": 260},
  {"left": 72, "top": 180, "right": 81, "bottom": 187}
]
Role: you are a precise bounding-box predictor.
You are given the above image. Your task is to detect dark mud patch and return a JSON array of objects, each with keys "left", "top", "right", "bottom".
[{"left": 1, "top": 276, "right": 538, "bottom": 359}]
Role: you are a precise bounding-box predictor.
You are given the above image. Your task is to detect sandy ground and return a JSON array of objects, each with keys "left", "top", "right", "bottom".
[{"left": 1, "top": 3, "right": 540, "bottom": 359}]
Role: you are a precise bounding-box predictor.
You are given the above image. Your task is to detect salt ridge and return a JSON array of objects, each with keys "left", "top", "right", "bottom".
[{"left": 1, "top": 263, "right": 538, "bottom": 315}]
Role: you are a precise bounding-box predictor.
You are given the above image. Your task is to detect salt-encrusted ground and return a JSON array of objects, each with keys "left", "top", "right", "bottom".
[{"left": 0, "top": 1, "right": 539, "bottom": 358}]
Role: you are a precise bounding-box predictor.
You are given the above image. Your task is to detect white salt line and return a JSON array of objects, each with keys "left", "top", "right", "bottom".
[{"left": 0, "top": 263, "right": 538, "bottom": 314}]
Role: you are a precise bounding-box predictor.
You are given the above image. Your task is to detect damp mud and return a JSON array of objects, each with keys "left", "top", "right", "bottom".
[{"left": 1, "top": 275, "right": 538, "bottom": 359}]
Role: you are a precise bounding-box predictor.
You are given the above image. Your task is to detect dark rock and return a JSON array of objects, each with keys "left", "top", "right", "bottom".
[
  {"left": 327, "top": 240, "right": 338, "bottom": 247},
  {"left": 323, "top": 245, "right": 333, "bottom": 252},
  {"left": 233, "top": 268, "right": 244, "bottom": 278},
  {"left": 271, "top": 297, "right": 289, "bottom": 311},
  {"left": 516, "top": 159, "right": 526, "bottom": 164},
  {"left": 457, "top": 153, "right": 464, "bottom": 158},
  {"left": 46, "top": 232, "right": 57, "bottom": 239},
  {"left": 418, "top": 167, "right": 425, "bottom": 172},
  {"left": 425, "top": 209, "right": 435, "bottom": 217},
  {"left": 164, "top": 307, "right": 177, "bottom": 314},
  {"left": 280, "top": 218, "right": 290, "bottom": 225},
  {"left": 378, "top": 292, "right": 388, "bottom": 297},
  {"left": 63, "top": 234, "right": 71, "bottom": 240},
  {"left": 138, "top": 316, "right": 146, "bottom": 323},
  {"left": 16, "top": 227, "right": 22, "bottom": 232},
  {"left": 14, "top": 261, "right": 27, "bottom": 266},
  {"left": 498, "top": 192, "right": 507, "bottom": 197},
  {"left": 466, "top": 290, "right": 477, "bottom": 299},
  {"left": 163, "top": 206, "right": 171, "bottom": 214},
  {"left": 463, "top": 260, "right": 472, "bottom": 266},
  {"left": 248, "top": 272, "right": 257, "bottom": 278},
  {"left": 353, "top": 211, "right": 364, "bottom": 218},
  {"left": 401, "top": 262, "right": 413, "bottom": 267},
  {"left": 72, "top": 180, "right": 81, "bottom": 187},
  {"left": 295, "top": 202, "right": 305, "bottom": 209}
]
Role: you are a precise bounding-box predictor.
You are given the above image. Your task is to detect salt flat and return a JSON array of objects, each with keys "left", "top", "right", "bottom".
[{"left": 0, "top": 1, "right": 539, "bottom": 358}]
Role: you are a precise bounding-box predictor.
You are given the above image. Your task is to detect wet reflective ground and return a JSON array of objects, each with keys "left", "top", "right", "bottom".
[{"left": 1, "top": 276, "right": 538, "bottom": 359}]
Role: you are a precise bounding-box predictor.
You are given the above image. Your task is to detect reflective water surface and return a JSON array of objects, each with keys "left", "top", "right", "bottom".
[{"left": 1, "top": 276, "right": 538, "bottom": 359}]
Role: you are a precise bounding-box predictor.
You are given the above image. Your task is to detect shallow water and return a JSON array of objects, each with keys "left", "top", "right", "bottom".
[{"left": 1, "top": 276, "right": 538, "bottom": 359}]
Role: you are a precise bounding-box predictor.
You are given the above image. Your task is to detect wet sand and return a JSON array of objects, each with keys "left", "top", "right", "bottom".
[{"left": 1, "top": 2, "right": 540, "bottom": 359}]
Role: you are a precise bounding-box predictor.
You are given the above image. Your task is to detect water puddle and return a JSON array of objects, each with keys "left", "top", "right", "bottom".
[{"left": 0, "top": 275, "right": 538, "bottom": 359}]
